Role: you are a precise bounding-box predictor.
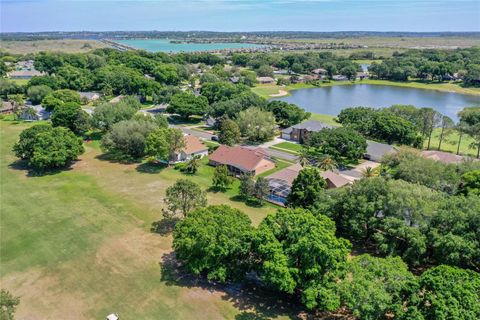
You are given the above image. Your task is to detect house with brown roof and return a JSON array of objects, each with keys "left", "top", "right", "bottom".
[
  {"left": 265, "top": 163, "right": 351, "bottom": 205},
  {"left": 421, "top": 150, "right": 466, "bottom": 164},
  {"left": 173, "top": 135, "right": 209, "bottom": 162},
  {"left": 208, "top": 145, "right": 275, "bottom": 176},
  {"left": 256, "top": 76, "right": 276, "bottom": 84}
]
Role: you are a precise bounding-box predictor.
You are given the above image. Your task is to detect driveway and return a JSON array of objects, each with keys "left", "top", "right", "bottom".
[{"left": 173, "top": 125, "right": 215, "bottom": 140}]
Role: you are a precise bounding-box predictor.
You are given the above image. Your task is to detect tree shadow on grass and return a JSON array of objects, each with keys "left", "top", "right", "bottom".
[
  {"left": 229, "top": 195, "right": 265, "bottom": 208},
  {"left": 136, "top": 162, "right": 167, "bottom": 174},
  {"left": 159, "top": 252, "right": 304, "bottom": 319},
  {"left": 150, "top": 218, "right": 180, "bottom": 236},
  {"left": 95, "top": 152, "right": 139, "bottom": 165},
  {"left": 8, "top": 159, "right": 74, "bottom": 177}
]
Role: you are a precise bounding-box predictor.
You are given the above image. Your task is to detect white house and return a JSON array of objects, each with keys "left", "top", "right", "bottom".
[{"left": 173, "top": 135, "right": 209, "bottom": 162}]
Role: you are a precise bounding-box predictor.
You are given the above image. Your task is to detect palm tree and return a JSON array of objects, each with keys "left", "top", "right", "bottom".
[
  {"left": 316, "top": 155, "right": 337, "bottom": 171},
  {"left": 298, "top": 149, "right": 310, "bottom": 167},
  {"left": 185, "top": 155, "right": 201, "bottom": 174},
  {"left": 361, "top": 166, "right": 379, "bottom": 178}
]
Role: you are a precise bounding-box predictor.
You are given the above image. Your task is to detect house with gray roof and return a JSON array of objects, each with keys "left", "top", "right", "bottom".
[
  {"left": 364, "top": 140, "right": 397, "bottom": 162},
  {"left": 281, "top": 120, "right": 333, "bottom": 142}
]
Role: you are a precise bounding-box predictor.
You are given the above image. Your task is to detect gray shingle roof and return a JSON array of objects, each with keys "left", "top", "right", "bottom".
[{"left": 290, "top": 120, "right": 333, "bottom": 131}]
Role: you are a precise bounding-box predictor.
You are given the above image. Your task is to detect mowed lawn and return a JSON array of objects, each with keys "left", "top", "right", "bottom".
[{"left": 0, "top": 121, "right": 293, "bottom": 320}]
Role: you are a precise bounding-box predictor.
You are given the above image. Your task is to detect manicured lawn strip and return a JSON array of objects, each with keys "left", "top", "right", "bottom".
[
  {"left": 271, "top": 142, "right": 302, "bottom": 153},
  {"left": 270, "top": 146, "right": 299, "bottom": 155}
]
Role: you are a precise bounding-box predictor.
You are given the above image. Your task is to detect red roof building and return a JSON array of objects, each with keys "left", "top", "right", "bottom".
[{"left": 209, "top": 145, "right": 275, "bottom": 176}]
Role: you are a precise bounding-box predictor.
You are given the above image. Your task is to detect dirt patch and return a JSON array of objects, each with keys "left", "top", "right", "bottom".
[
  {"left": 1, "top": 268, "right": 88, "bottom": 320},
  {"left": 269, "top": 89, "right": 288, "bottom": 97}
]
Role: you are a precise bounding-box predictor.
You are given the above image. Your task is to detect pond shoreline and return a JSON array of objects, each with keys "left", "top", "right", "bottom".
[{"left": 254, "top": 79, "right": 480, "bottom": 99}]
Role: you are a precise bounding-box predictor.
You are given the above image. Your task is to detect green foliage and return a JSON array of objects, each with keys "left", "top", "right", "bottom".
[
  {"left": 56, "top": 65, "right": 94, "bottom": 91},
  {"left": 163, "top": 179, "right": 207, "bottom": 218},
  {"left": 254, "top": 208, "right": 351, "bottom": 311},
  {"left": 287, "top": 167, "right": 326, "bottom": 208},
  {"left": 27, "top": 85, "right": 52, "bottom": 104},
  {"left": 13, "top": 123, "right": 52, "bottom": 160},
  {"left": 13, "top": 124, "right": 84, "bottom": 170},
  {"left": 173, "top": 205, "right": 254, "bottom": 282},
  {"left": 51, "top": 102, "right": 90, "bottom": 136},
  {"left": 256, "top": 65, "right": 274, "bottom": 77},
  {"left": 427, "top": 195, "right": 480, "bottom": 269},
  {"left": 153, "top": 64, "right": 180, "bottom": 85},
  {"left": 458, "top": 106, "right": 480, "bottom": 158},
  {"left": 236, "top": 107, "right": 276, "bottom": 142},
  {"left": 41, "top": 89, "right": 81, "bottom": 111},
  {"left": 184, "top": 155, "right": 201, "bottom": 174},
  {"left": 144, "top": 127, "right": 185, "bottom": 162},
  {"left": 459, "top": 169, "right": 480, "bottom": 196},
  {"left": 166, "top": 92, "right": 209, "bottom": 119},
  {"left": 263, "top": 101, "right": 310, "bottom": 128},
  {"left": 304, "top": 127, "right": 367, "bottom": 164},
  {"left": 338, "top": 255, "right": 419, "bottom": 320},
  {"left": 200, "top": 82, "right": 249, "bottom": 104},
  {"left": 382, "top": 149, "right": 480, "bottom": 194},
  {"left": 414, "top": 265, "right": 480, "bottom": 320},
  {"left": 209, "top": 91, "right": 266, "bottom": 119},
  {"left": 218, "top": 119, "right": 241, "bottom": 146},
  {"left": 0, "top": 289, "right": 20, "bottom": 320},
  {"left": 239, "top": 172, "right": 255, "bottom": 199},
  {"left": 253, "top": 177, "right": 270, "bottom": 200},
  {"left": 101, "top": 120, "right": 158, "bottom": 158},
  {"left": 91, "top": 101, "right": 137, "bottom": 131},
  {"left": 212, "top": 165, "right": 233, "bottom": 191},
  {"left": 338, "top": 107, "right": 419, "bottom": 145}
]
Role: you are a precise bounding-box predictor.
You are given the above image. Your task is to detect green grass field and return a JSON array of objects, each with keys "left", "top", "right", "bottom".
[{"left": 0, "top": 121, "right": 295, "bottom": 319}]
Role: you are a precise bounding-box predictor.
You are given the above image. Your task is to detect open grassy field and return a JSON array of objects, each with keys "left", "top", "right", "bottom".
[
  {"left": 0, "top": 120, "right": 297, "bottom": 320},
  {"left": 0, "top": 40, "right": 108, "bottom": 54},
  {"left": 282, "top": 36, "right": 480, "bottom": 48}
]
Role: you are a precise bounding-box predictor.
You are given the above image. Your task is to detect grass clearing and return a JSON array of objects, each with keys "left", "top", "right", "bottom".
[{"left": 0, "top": 121, "right": 294, "bottom": 319}]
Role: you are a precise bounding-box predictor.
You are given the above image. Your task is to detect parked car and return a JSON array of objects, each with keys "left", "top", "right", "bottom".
[{"left": 211, "top": 135, "right": 219, "bottom": 141}]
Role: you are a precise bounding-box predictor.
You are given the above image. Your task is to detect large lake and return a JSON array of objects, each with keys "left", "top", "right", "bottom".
[
  {"left": 116, "top": 39, "right": 264, "bottom": 52},
  {"left": 275, "top": 84, "right": 480, "bottom": 121}
]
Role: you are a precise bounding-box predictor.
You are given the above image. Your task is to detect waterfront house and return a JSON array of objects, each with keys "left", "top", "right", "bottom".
[
  {"left": 280, "top": 120, "right": 333, "bottom": 142},
  {"left": 364, "top": 141, "right": 397, "bottom": 162}
]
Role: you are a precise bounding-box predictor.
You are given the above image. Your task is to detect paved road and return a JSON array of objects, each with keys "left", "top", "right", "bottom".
[{"left": 171, "top": 125, "right": 215, "bottom": 140}]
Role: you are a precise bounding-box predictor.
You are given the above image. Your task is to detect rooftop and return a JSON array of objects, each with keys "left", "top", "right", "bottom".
[
  {"left": 282, "top": 120, "right": 333, "bottom": 134},
  {"left": 421, "top": 150, "right": 465, "bottom": 164},
  {"left": 209, "top": 145, "right": 272, "bottom": 172},
  {"left": 182, "top": 135, "right": 208, "bottom": 155}
]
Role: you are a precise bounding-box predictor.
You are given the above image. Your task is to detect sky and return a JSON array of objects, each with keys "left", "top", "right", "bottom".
[{"left": 1, "top": 0, "right": 479, "bottom": 33}]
